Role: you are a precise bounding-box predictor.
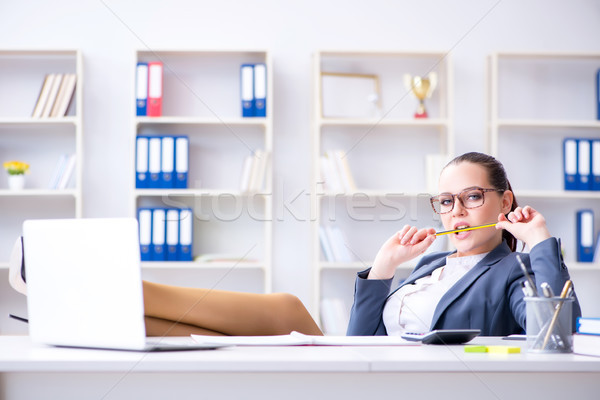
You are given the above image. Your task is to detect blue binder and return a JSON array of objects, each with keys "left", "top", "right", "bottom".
[
  {"left": 151, "top": 208, "right": 167, "bottom": 261},
  {"left": 165, "top": 208, "right": 180, "bottom": 261},
  {"left": 592, "top": 139, "right": 600, "bottom": 191},
  {"left": 160, "top": 136, "right": 175, "bottom": 188},
  {"left": 577, "top": 209, "right": 595, "bottom": 262},
  {"left": 148, "top": 136, "right": 162, "bottom": 188},
  {"left": 578, "top": 139, "right": 592, "bottom": 191},
  {"left": 138, "top": 208, "right": 153, "bottom": 261},
  {"left": 253, "top": 63, "right": 267, "bottom": 117},
  {"left": 563, "top": 138, "right": 578, "bottom": 191},
  {"left": 240, "top": 64, "right": 255, "bottom": 117},
  {"left": 175, "top": 136, "right": 189, "bottom": 189},
  {"left": 136, "top": 62, "right": 148, "bottom": 116},
  {"left": 178, "top": 208, "right": 193, "bottom": 261},
  {"left": 135, "top": 136, "right": 149, "bottom": 188}
]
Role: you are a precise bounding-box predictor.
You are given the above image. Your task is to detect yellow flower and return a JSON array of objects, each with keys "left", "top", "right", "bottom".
[{"left": 3, "top": 161, "right": 29, "bottom": 175}]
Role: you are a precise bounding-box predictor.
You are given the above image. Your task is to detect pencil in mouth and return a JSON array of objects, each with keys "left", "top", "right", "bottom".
[{"left": 435, "top": 223, "right": 497, "bottom": 236}]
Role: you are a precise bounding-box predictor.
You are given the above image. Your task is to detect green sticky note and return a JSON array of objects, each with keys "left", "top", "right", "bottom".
[{"left": 464, "top": 345, "right": 488, "bottom": 353}]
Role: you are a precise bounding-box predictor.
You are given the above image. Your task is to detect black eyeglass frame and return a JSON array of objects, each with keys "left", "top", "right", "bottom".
[{"left": 429, "top": 187, "right": 505, "bottom": 215}]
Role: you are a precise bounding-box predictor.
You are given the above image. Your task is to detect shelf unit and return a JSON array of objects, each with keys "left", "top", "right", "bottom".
[
  {"left": 487, "top": 52, "right": 600, "bottom": 272},
  {"left": 131, "top": 50, "right": 273, "bottom": 294},
  {"left": 0, "top": 50, "right": 83, "bottom": 267},
  {"left": 310, "top": 50, "right": 454, "bottom": 333}
]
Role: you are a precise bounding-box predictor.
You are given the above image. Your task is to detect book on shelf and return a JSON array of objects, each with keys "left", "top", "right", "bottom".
[
  {"left": 50, "top": 73, "right": 77, "bottom": 117},
  {"left": 240, "top": 149, "right": 269, "bottom": 193},
  {"left": 320, "top": 150, "right": 357, "bottom": 193},
  {"left": 32, "top": 73, "right": 77, "bottom": 118},
  {"left": 319, "top": 225, "right": 355, "bottom": 263},
  {"left": 48, "top": 154, "right": 76, "bottom": 189},
  {"left": 573, "top": 333, "right": 600, "bottom": 357}
]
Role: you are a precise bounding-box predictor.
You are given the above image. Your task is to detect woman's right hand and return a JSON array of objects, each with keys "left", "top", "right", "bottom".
[{"left": 368, "top": 225, "right": 436, "bottom": 280}]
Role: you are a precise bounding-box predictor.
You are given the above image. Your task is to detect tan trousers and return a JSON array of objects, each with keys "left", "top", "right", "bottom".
[{"left": 143, "top": 281, "right": 323, "bottom": 337}]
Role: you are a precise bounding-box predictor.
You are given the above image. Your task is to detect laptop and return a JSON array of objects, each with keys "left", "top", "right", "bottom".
[{"left": 22, "top": 217, "right": 225, "bottom": 352}]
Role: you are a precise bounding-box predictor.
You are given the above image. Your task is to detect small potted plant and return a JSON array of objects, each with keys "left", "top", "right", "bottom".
[{"left": 3, "top": 161, "right": 29, "bottom": 190}]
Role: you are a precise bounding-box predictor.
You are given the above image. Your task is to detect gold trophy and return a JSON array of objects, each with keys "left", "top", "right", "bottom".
[{"left": 404, "top": 72, "right": 437, "bottom": 118}]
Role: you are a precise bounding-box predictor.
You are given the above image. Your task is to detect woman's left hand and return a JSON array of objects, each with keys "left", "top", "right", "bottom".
[{"left": 496, "top": 205, "right": 551, "bottom": 249}]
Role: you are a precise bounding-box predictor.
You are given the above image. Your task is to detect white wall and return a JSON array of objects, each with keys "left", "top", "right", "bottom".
[{"left": 1, "top": 0, "right": 599, "bottom": 314}]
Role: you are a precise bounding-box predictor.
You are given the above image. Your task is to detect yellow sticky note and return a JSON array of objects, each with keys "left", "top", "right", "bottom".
[
  {"left": 486, "top": 345, "right": 520, "bottom": 354},
  {"left": 464, "top": 345, "right": 488, "bottom": 353}
]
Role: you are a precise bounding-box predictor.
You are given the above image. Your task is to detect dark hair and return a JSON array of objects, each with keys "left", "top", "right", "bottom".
[{"left": 445, "top": 152, "right": 519, "bottom": 252}]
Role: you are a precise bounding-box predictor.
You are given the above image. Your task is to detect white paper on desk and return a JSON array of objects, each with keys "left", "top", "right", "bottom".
[{"left": 191, "top": 331, "right": 416, "bottom": 346}]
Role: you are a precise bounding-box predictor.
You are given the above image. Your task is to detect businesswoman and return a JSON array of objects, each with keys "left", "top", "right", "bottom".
[{"left": 347, "top": 151, "right": 581, "bottom": 336}]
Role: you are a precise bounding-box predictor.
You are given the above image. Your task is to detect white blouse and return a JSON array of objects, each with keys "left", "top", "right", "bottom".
[{"left": 383, "top": 252, "right": 489, "bottom": 336}]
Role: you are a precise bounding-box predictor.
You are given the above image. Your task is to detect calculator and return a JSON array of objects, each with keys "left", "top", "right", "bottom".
[{"left": 401, "top": 329, "right": 481, "bottom": 345}]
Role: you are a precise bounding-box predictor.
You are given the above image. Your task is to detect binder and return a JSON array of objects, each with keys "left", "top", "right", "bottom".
[
  {"left": 577, "top": 209, "right": 594, "bottom": 262},
  {"left": 135, "top": 136, "right": 149, "bottom": 188},
  {"left": 160, "top": 136, "right": 175, "bottom": 188},
  {"left": 166, "top": 208, "right": 180, "bottom": 261},
  {"left": 592, "top": 139, "right": 600, "bottom": 191},
  {"left": 563, "top": 138, "right": 578, "bottom": 191},
  {"left": 147, "top": 61, "right": 163, "bottom": 117},
  {"left": 148, "top": 136, "right": 162, "bottom": 188},
  {"left": 253, "top": 63, "right": 267, "bottom": 117},
  {"left": 136, "top": 62, "right": 148, "bottom": 116},
  {"left": 578, "top": 139, "right": 592, "bottom": 191},
  {"left": 151, "top": 208, "right": 167, "bottom": 261},
  {"left": 175, "top": 136, "right": 189, "bottom": 189},
  {"left": 178, "top": 208, "right": 193, "bottom": 261},
  {"left": 240, "top": 64, "right": 254, "bottom": 117},
  {"left": 138, "top": 208, "right": 152, "bottom": 261}
]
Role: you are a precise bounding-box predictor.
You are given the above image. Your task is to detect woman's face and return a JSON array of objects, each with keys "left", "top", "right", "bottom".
[{"left": 438, "top": 161, "right": 512, "bottom": 257}]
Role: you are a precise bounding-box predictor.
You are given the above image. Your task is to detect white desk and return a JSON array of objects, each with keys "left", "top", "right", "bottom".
[{"left": 0, "top": 335, "right": 599, "bottom": 399}]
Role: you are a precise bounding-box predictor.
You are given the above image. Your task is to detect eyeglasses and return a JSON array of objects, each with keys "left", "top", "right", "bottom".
[{"left": 430, "top": 187, "right": 505, "bottom": 214}]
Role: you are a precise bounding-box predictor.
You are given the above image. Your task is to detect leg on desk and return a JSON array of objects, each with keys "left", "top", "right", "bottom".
[{"left": 143, "top": 281, "right": 323, "bottom": 337}]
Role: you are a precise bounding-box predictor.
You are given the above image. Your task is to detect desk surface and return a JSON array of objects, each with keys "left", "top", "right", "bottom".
[{"left": 1, "top": 335, "right": 600, "bottom": 373}]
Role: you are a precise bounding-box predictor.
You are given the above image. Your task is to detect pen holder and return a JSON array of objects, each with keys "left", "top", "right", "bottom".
[{"left": 525, "top": 297, "right": 574, "bottom": 353}]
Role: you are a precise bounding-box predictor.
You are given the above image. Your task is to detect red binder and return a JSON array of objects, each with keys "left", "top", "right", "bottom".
[{"left": 147, "top": 62, "right": 163, "bottom": 117}]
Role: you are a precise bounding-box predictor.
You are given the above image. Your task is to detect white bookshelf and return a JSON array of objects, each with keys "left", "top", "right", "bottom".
[
  {"left": 131, "top": 50, "right": 273, "bottom": 294},
  {"left": 487, "top": 51, "right": 600, "bottom": 272},
  {"left": 0, "top": 49, "right": 83, "bottom": 265},
  {"left": 310, "top": 50, "right": 454, "bottom": 332},
  {"left": 0, "top": 50, "right": 83, "bottom": 335}
]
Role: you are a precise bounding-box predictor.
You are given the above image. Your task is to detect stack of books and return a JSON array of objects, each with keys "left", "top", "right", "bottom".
[
  {"left": 319, "top": 150, "right": 357, "bottom": 193},
  {"left": 32, "top": 73, "right": 77, "bottom": 118},
  {"left": 48, "top": 154, "right": 76, "bottom": 189},
  {"left": 573, "top": 317, "right": 600, "bottom": 357},
  {"left": 240, "top": 149, "right": 270, "bottom": 193}
]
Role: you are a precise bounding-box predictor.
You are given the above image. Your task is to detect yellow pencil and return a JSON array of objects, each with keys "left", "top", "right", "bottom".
[{"left": 435, "top": 223, "right": 497, "bottom": 236}]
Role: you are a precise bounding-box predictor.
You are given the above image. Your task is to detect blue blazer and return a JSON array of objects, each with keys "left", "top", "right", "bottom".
[{"left": 347, "top": 238, "right": 582, "bottom": 336}]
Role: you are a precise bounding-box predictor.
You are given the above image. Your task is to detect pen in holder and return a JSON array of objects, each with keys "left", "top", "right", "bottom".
[{"left": 525, "top": 295, "right": 574, "bottom": 353}]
